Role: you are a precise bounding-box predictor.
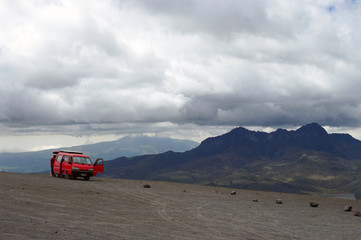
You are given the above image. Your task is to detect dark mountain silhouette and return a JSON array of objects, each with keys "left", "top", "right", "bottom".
[
  {"left": 104, "top": 123, "right": 361, "bottom": 199},
  {"left": 0, "top": 136, "right": 198, "bottom": 173}
]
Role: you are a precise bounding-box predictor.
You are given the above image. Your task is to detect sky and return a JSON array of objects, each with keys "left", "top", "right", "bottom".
[{"left": 1, "top": 0, "right": 361, "bottom": 152}]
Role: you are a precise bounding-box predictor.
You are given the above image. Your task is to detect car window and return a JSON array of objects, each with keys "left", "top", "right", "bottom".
[
  {"left": 56, "top": 155, "right": 62, "bottom": 162},
  {"left": 73, "top": 157, "right": 92, "bottom": 165}
]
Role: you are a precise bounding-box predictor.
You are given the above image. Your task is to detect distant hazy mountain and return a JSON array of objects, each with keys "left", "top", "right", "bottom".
[
  {"left": 104, "top": 123, "right": 361, "bottom": 199},
  {"left": 0, "top": 136, "right": 198, "bottom": 173}
]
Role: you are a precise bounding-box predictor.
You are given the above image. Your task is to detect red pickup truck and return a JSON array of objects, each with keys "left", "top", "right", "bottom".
[{"left": 51, "top": 150, "right": 104, "bottom": 180}]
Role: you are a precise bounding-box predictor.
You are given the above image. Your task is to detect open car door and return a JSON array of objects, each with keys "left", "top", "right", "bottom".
[{"left": 93, "top": 158, "right": 104, "bottom": 176}]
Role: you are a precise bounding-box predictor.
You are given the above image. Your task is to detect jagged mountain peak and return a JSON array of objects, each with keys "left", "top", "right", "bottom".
[
  {"left": 230, "top": 123, "right": 328, "bottom": 139},
  {"left": 199, "top": 123, "right": 329, "bottom": 149},
  {"left": 295, "top": 122, "right": 328, "bottom": 137},
  {"left": 272, "top": 128, "right": 290, "bottom": 136},
  {"left": 230, "top": 126, "right": 249, "bottom": 133}
]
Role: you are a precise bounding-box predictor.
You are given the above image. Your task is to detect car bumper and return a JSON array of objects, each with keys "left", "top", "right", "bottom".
[{"left": 71, "top": 170, "right": 94, "bottom": 177}]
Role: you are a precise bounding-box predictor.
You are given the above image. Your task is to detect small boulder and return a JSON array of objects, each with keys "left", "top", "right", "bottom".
[
  {"left": 276, "top": 199, "right": 283, "bottom": 204},
  {"left": 344, "top": 205, "right": 352, "bottom": 212},
  {"left": 252, "top": 199, "right": 258, "bottom": 202},
  {"left": 309, "top": 202, "right": 319, "bottom": 208},
  {"left": 143, "top": 184, "right": 151, "bottom": 188},
  {"left": 230, "top": 191, "right": 236, "bottom": 195},
  {"left": 354, "top": 211, "right": 360, "bottom": 217}
]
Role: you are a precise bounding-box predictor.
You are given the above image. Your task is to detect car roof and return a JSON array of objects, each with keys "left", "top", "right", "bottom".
[{"left": 53, "top": 150, "right": 89, "bottom": 158}]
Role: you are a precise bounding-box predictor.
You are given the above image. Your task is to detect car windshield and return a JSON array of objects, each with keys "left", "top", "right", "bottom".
[{"left": 73, "top": 157, "right": 92, "bottom": 165}]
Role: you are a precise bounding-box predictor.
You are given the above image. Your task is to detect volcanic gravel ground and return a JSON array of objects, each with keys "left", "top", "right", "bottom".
[{"left": 1, "top": 172, "right": 361, "bottom": 239}]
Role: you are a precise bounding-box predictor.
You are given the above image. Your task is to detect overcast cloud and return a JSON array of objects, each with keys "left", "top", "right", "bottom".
[{"left": 1, "top": 0, "right": 361, "bottom": 152}]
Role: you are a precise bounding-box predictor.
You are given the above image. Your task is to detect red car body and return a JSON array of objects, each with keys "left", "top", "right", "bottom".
[{"left": 51, "top": 150, "right": 104, "bottom": 180}]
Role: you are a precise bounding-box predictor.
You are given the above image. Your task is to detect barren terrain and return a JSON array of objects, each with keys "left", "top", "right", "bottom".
[{"left": 1, "top": 172, "right": 361, "bottom": 240}]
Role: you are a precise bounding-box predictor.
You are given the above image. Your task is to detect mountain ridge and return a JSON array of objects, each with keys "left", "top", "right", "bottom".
[{"left": 104, "top": 123, "right": 361, "bottom": 199}]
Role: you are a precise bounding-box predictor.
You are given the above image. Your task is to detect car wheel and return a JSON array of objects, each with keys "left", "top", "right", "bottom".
[
  {"left": 84, "top": 176, "right": 90, "bottom": 181},
  {"left": 65, "top": 172, "right": 71, "bottom": 179}
]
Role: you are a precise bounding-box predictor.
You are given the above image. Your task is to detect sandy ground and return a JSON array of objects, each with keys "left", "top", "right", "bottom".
[{"left": 1, "top": 172, "right": 361, "bottom": 240}]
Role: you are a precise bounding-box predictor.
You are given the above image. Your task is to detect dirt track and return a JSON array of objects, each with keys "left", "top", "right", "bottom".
[{"left": 1, "top": 172, "right": 361, "bottom": 240}]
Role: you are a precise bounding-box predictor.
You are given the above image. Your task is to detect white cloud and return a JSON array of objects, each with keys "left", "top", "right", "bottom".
[{"left": 1, "top": 0, "right": 361, "bottom": 151}]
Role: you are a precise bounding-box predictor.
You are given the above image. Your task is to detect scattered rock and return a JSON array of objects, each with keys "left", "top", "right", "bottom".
[
  {"left": 344, "top": 205, "right": 352, "bottom": 212},
  {"left": 276, "top": 199, "right": 283, "bottom": 204},
  {"left": 252, "top": 199, "right": 258, "bottom": 202},
  {"left": 143, "top": 184, "right": 151, "bottom": 188},
  {"left": 230, "top": 191, "right": 236, "bottom": 195},
  {"left": 354, "top": 211, "right": 360, "bottom": 217},
  {"left": 309, "top": 202, "right": 319, "bottom": 207},
  {"left": 183, "top": 190, "right": 186, "bottom": 192}
]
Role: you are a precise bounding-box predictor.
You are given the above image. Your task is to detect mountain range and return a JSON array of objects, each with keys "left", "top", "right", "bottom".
[
  {"left": 103, "top": 123, "right": 361, "bottom": 199},
  {"left": 0, "top": 136, "right": 198, "bottom": 173}
]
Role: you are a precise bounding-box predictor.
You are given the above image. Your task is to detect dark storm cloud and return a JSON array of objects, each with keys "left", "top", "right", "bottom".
[
  {"left": 1, "top": 0, "right": 361, "bottom": 143},
  {"left": 178, "top": 91, "right": 345, "bottom": 127}
]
